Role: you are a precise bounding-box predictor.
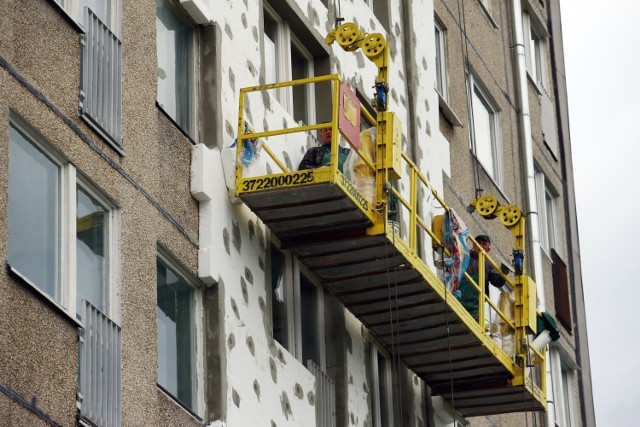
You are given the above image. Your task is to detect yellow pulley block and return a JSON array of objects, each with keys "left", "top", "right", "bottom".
[
  {"left": 362, "top": 33, "right": 387, "bottom": 59},
  {"left": 499, "top": 205, "right": 522, "bottom": 228},
  {"left": 334, "top": 23, "right": 365, "bottom": 51},
  {"left": 474, "top": 194, "right": 499, "bottom": 218}
]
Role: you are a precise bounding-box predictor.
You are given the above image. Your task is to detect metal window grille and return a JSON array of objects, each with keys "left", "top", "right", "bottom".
[
  {"left": 79, "top": 300, "right": 122, "bottom": 427},
  {"left": 307, "top": 360, "right": 336, "bottom": 427},
  {"left": 81, "top": 8, "right": 122, "bottom": 146}
]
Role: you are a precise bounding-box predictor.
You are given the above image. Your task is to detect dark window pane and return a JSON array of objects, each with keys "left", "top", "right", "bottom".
[
  {"left": 291, "top": 43, "right": 309, "bottom": 124},
  {"left": 156, "top": 0, "right": 193, "bottom": 134},
  {"left": 300, "top": 274, "right": 319, "bottom": 366},
  {"left": 271, "top": 244, "right": 288, "bottom": 348},
  {"left": 157, "top": 258, "right": 195, "bottom": 409}
]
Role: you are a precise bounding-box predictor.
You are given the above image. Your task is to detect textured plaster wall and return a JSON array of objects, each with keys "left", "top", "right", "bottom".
[
  {"left": 1, "top": 0, "right": 202, "bottom": 426},
  {"left": 193, "top": 0, "right": 441, "bottom": 425},
  {"left": 436, "top": 0, "right": 524, "bottom": 262}
]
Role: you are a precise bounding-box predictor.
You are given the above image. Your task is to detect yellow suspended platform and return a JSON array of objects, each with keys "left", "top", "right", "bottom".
[{"left": 235, "top": 75, "right": 546, "bottom": 416}]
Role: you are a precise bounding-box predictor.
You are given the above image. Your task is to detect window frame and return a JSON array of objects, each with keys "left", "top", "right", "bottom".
[
  {"left": 362, "top": 0, "right": 391, "bottom": 33},
  {"left": 268, "top": 243, "right": 326, "bottom": 370},
  {"left": 156, "top": 0, "right": 199, "bottom": 139},
  {"left": 262, "top": 3, "right": 316, "bottom": 125},
  {"left": 522, "top": 10, "right": 549, "bottom": 89},
  {"left": 156, "top": 250, "right": 205, "bottom": 417},
  {"left": 467, "top": 72, "right": 503, "bottom": 187},
  {"left": 549, "top": 348, "right": 577, "bottom": 427},
  {"left": 8, "top": 115, "right": 120, "bottom": 323},
  {"left": 434, "top": 19, "right": 448, "bottom": 102},
  {"left": 534, "top": 168, "right": 558, "bottom": 254},
  {"left": 368, "top": 341, "right": 394, "bottom": 427}
]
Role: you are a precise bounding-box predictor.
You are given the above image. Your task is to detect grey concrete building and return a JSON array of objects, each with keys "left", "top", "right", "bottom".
[{"left": 0, "top": 0, "right": 593, "bottom": 426}]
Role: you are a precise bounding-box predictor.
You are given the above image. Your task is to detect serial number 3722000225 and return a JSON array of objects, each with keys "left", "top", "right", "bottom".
[{"left": 241, "top": 171, "right": 314, "bottom": 191}]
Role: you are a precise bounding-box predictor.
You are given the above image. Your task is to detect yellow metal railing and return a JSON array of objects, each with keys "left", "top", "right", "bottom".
[{"left": 236, "top": 75, "right": 546, "bottom": 406}]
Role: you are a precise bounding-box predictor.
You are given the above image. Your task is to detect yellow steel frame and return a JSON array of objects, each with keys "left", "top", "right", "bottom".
[
  {"left": 235, "top": 74, "right": 382, "bottom": 224},
  {"left": 235, "top": 21, "right": 546, "bottom": 408},
  {"left": 469, "top": 194, "right": 547, "bottom": 402}
]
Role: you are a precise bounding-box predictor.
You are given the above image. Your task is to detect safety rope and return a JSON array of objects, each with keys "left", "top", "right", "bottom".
[
  {"left": 442, "top": 211, "right": 457, "bottom": 426},
  {"left": 333, "top": 0, "right": 344, "bottom": 29},
  {"left": 379, "top": 113, "right": 404, "bottom": 424},
  {"left": 497, "top": 0, "right": 521, "bottom": 202},
  {"left": 456, "top": 0, "right": 483, "bottom": 200}
]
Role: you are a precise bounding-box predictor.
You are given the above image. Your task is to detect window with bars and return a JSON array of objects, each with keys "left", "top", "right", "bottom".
[
  {"left": 8, "top": 116, "right": 120, "bottom": 427},
  {"left": 80, "top": 0, "right": 123, "bottom": 149}
]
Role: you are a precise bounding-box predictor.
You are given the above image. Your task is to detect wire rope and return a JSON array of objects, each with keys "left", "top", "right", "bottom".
[{"left": 456, "top": 0, "right": 483, "bottom": 200}]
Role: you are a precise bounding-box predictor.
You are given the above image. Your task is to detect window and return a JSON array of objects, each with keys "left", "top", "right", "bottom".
[
  {"left": 270, "top": 243, "right": 290, "bottom": 348},
  {"left": 434, "top": 19, "right": 448, "bottom": 101},
  {"left": 80, "top": 0, "right": 123, "bottom": 148},
  {"left": 8, "top": 118, "right": 118, "bottom": 319},
  {"left": 534, "top": 169, "right": 558, "bottom": 253},
  {"left": 560, "top": 364, "right": 574, "bottom": 426},
  {"left": 368, "top": 343, "right": 393, "bottom": 427},
  {"left": 523, "top": 11, "right": 548, "bottom": 88},
  {"left": 269, "top": 244, "right": 325, "bottom": 368},
  {"left": 550, "top": 349, "right": 576, "bottom": 427},
  {"left": 157, "top": 254, "right": 203, "bottom": 413},
  {"left": 363, "top": 0, "right": 391, "bottom": 33},
  {"left": 468, "top": 73, "right": 502, "bottom": 185},
  {"left": 262, "top": 4, "right": 316, "bottom": 124},
  {"left": 551, "top": 249, "right": 572, "bottom": 332},
  {"left": 157, "top": 0, "right": 195, "bottom": 136}
]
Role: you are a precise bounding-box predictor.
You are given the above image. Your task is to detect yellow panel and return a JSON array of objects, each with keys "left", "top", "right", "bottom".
[
  {"left": 520, "top": 276, "right": 538, "bottom": 335},
  {"left": 383, "top": 111, "right": 402, "bottom": 179}
]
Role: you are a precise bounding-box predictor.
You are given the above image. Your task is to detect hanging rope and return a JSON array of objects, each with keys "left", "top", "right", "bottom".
[
  {"left": 456, "top": 0, "right": 483, "bottom": 200},
  {"left": 442, "top": 210, "right": 457, "bottom": 426},
  {"left": 379, "top": 111, "right": 404, "bottom": 424},
  {"left": 333, "top": 0, "right": 344, "bottom": 28}
]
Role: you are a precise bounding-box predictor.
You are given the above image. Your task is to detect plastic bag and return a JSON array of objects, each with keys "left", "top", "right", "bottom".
[
  {"left": 491, "top": 292, "right": 515, "bottom": 357},
  {"left": 344, "top": 126, "right": 376, "bottom": 204},
  {"left": 231, "top": 122, "right": 262, "bottom": 166}
]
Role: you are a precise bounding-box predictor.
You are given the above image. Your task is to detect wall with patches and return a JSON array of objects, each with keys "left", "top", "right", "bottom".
[{"left": 191, "top": 0, "right": 448, "bottom": 426}]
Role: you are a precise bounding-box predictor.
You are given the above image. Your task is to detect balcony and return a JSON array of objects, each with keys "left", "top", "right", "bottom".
[{"left": 235, "top": 75, "right": 546, "bottom": 416}]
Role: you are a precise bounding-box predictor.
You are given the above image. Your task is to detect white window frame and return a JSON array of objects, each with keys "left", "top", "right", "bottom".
[
  {"left": 156, "top": 250, "right": 205, "bottom": 416},
  {"left": 467, "top": 72, "right": 503, "bottom": 187},
  {"left": 480, "top": 0, "right": 492, "bottom": 14},
  {"left": 8, "top": 115, "right": 120, "bottom": 323},
  {"left": 534, "top": 168, "right": 558, "bottom": 254},
  {"left": 156, "top": 0, "right": 198, "bottom": 138},
  {"left": 269, "top": 243, "right": 326, "bottom": 370},
  {"left": 368, "top": 341, "right": 394, "bottom": 427},
  {"left": 434, "top": 19, "right": 448, "bottom": 101},
  {"left": 522, "top": 10, "right": 549, "bottom": 89},
  {"left": 549, "top": 348, "right": 576, "bottom": 427},
  {"left": 262, "top": 3, "right": 316, "bottom": 124}
]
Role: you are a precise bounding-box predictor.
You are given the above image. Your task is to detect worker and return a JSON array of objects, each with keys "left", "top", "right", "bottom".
[
  {"left": 298, "top": 124, "right": 350, "bottom": 172},
  {"left": 457, "top": 235, "right": 506, "bottom": 320}
]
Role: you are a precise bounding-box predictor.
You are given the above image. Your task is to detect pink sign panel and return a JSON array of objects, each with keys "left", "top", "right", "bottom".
[{"left": 338, "top": 82, "right": 361, "bottom": 149}]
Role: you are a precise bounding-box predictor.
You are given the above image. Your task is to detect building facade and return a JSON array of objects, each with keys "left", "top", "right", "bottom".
[{"left": 0, "top": 0, "right": 594, "bottom": 426}]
